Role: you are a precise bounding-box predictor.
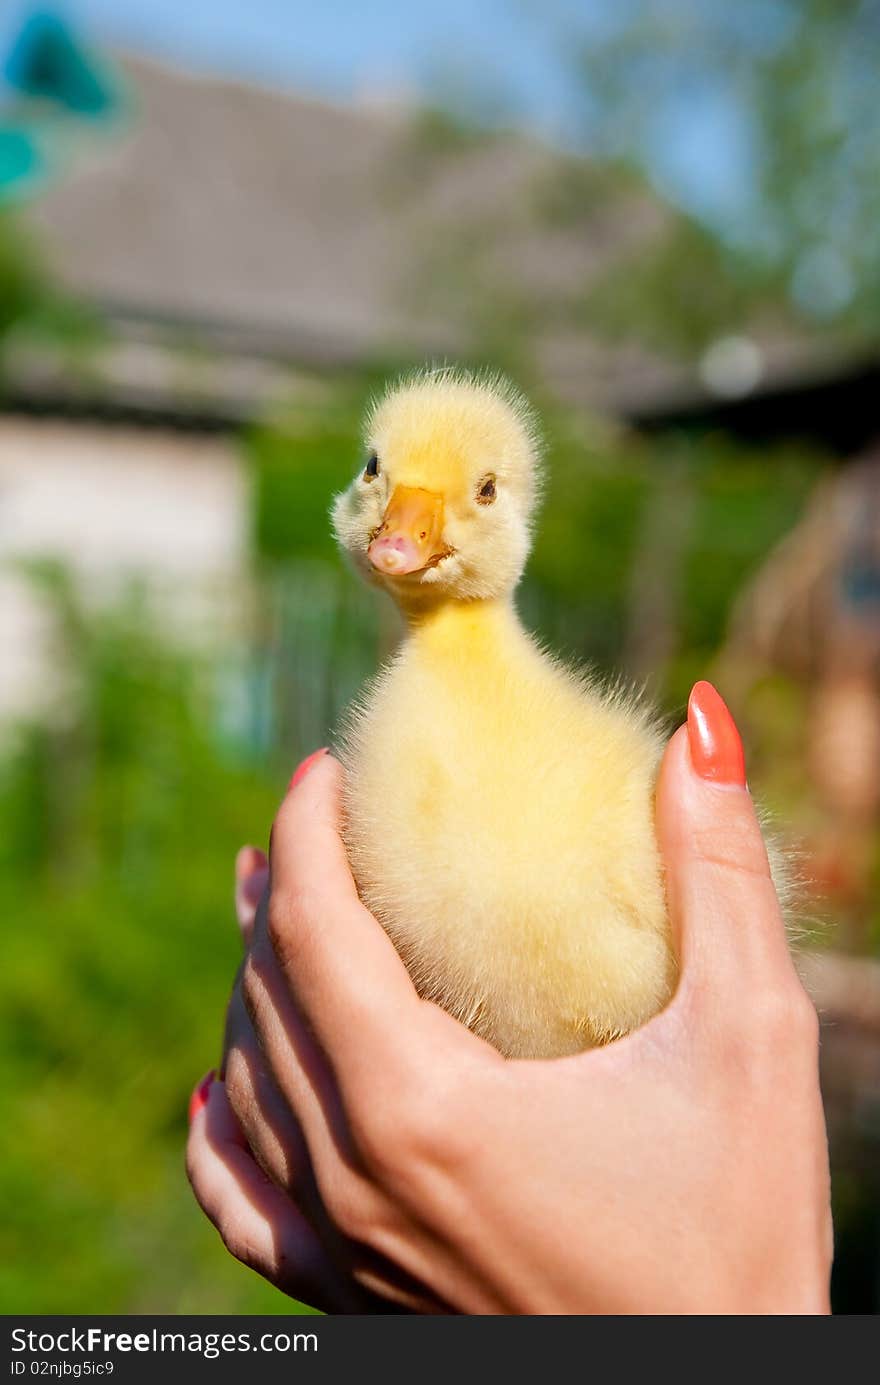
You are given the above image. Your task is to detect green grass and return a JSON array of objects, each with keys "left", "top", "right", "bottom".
[{"left": 0, "top": 594, "right": 310, "bottom": 1313}]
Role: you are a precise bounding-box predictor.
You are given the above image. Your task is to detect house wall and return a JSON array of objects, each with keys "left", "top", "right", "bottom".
[{"left": 0, "top": 416, "right": 250, "bottom": 718}]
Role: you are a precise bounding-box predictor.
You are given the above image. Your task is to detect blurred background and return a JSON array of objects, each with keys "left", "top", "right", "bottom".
[{"left": 1, "top": 0, "right": 879, "bottom": 1315}]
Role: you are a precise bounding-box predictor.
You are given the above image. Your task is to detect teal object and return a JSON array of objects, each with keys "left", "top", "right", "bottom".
[
  {"left": 4, "top": 10, "right": 118, "bottom": 118},
  {"left": 0, "top": 126, "right": 45, "bottom": 195},
  {"left": 0, "top": 10, "right": 124, "bottom": 197}
]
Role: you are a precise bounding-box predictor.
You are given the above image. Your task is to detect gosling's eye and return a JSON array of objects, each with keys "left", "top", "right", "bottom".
[
  {"left": 364, "top": 454, "right": 380, "bottom": 481},
  {"left": 477, "top": 475, "right": 497, "bottom": 505}
]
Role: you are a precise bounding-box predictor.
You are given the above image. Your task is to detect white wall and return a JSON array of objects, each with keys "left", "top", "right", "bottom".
[{"left": 0, "top": 416, "right": 251, "bottom": 718}]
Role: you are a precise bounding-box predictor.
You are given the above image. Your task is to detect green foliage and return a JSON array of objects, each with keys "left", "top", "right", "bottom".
[
  {"left": 253, "top": 425, "right": 359, "bottom": 563},
  {"left": 0, "top": 581, "right": 305, "bottom": 1313},
  {"left": 0, "top": 209, "right": 100, "bottom": 374},
  {"left": 579, "top": 214, "right": 790, "bottom": 358},
  {"left": 406, "top": 106, "right": 491, "bottom": 160},
  {"left": 668, "top": 437, "right": 823, "bottom": 701},
  {"left": 0, "top": 212, "right": 46, "bottom": 341},
  {"left": 525, "top": 428, "right": 649, "bottom": 666},
  {"left": 571, "top": 0, "right": 880, "bottom": 347}
]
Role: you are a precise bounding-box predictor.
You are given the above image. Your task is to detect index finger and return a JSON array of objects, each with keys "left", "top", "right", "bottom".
[{"left": 264, "top": 751, "right": 424, "bottom": 1082}]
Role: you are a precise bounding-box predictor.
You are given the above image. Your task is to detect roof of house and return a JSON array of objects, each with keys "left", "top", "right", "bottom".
[
  {"left": 4, "top": 48, "right": 874, "bottom": 439},
  {"left": 4, "top": 50, "right": 687, "bottom": 423}
]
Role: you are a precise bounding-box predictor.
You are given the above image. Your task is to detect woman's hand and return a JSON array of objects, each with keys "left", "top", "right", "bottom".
[{"left": 187, "top": 687, "right": 833, "bottom": 1314}]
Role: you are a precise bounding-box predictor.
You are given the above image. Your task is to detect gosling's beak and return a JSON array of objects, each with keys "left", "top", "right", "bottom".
[{"left": 368, "top": 485, "right": 448, "bottom": 576}]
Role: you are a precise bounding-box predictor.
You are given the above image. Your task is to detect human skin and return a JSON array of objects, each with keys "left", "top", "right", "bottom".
[{"left": 186, "top": 684, "right": 833, "bottom": 1314}]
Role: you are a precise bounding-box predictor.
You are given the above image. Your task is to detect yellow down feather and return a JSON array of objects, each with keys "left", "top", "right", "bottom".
[{"left": 332, "top": 368, "right": 694, "bottom": 1057}]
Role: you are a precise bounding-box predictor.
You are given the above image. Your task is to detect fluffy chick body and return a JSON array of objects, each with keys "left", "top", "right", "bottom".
[
  {"left": 333, "top": 369, "right": 676, "bottom": 1059},
  {"left": 340, "top": 601, "right": 674, "bottom": 1057}
]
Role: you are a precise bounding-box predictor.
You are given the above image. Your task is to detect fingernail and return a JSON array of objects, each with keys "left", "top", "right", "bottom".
[
  {"left": 687, "top": 681, "right": 746, "bottom": 786},
  {"left": 289, "top": 747, "right": 328, "bottom": 791},
  {"left": 235, "top": 845, "right": 266, "bottom": 882},
  {"left": 188, "top": 1070, "right": 216, "bottom": 1123}
]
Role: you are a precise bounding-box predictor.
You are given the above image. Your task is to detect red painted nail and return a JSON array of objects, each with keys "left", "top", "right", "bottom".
[
  {"left": 188, "top": 1070, "right": 216, "bottom": 1124},
  {"left": 687, "top": 681, "right": 746, "bottom": 786},
  {"left": 289, "top": 747, "right": 328, "bottom": 791}
]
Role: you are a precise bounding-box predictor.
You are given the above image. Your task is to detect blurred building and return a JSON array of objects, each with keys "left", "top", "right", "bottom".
[
  {"left": 0, "top": 23, "right": 250, "bottom": 715},
  {"left": 0, "top": 417, "right": 248, "bottom": 719},
  {"left": 3, "top": 47, "right": 682, "bottom": 421},
  {"left": 3, "top": 11, "right": 880, "bottom": 719},
  {"left": 0, "top": 14, "right": 682, "bottom": 727}
]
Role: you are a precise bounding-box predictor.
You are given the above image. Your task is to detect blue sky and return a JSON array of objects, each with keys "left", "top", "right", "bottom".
[
  {"left": 11, "top": 0, "right": 592, "bottom": 137},
  {"left": 1, "top": 0, "right": 751, "bottom": 229}
]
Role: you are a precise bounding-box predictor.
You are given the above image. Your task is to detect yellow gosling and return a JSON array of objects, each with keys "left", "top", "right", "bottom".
[{"left": 332, "top": 368, "right": 677, "bottom": 1056}]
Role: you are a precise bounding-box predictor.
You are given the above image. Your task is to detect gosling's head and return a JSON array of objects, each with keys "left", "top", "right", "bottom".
[{"left": 332, "top": 368, "right": 542, "bottom": 607}]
